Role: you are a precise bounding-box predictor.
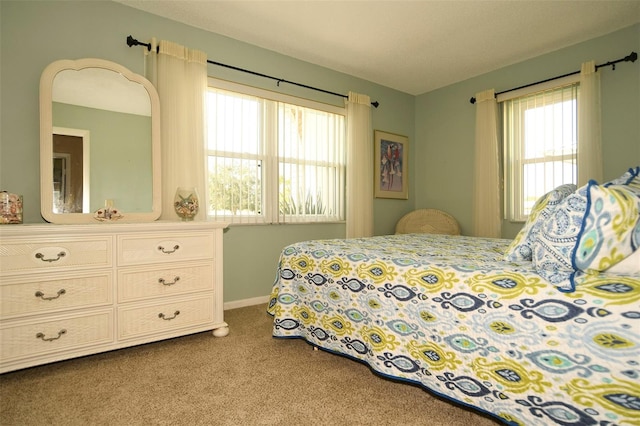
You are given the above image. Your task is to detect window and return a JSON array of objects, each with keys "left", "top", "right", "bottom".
[
  {"left": 503, "top": 82, "right": 579, "bottom": 222},
  {"left": 206, "top": 79, "right": 346, "bottom": 224}
]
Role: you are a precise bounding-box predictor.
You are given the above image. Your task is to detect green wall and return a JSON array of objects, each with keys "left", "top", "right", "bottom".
[
  {"left": 53, "top": 102, "right": 153, "bottom": 212},
  {"left": 414, "top": 24, "right": 640, "bottom": 238},
  {"left": 0, "top": 1, "right": 414, "bottom": 304},
  {"left": 2, "top": 2, "right": 638, "bottom": 304}
]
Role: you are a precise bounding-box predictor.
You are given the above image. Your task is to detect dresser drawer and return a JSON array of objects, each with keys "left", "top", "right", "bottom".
[
  {"left": 0, "top": 272, "right": 113, "bottom": 319},
  {"left": 0, "top": 236, "right": 112, "bottom": 275},
  {"left": 118, "top": 262, "right": 213, "bottom": 303},
  {"left": 118, "top": 294, "right": 214, "bottom": 340},
  {"left": 0, "top": 309, "right": 114, "bottom": 361},
  {"left": 117, "top": 232, "right": 214, "bottom": 266}
]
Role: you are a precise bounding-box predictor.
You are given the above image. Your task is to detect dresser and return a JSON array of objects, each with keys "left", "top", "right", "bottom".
[{"left": 0, "top": 221, "right": 228, "bottom": 373}]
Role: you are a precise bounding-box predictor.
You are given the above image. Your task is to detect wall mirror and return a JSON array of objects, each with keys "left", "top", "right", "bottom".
[{"left": 40, "top": 58, "right": 161, "bottom": 223}]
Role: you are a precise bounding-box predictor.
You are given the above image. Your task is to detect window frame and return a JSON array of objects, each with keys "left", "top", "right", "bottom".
[
  {"left": 500, "top": 74, "right": 580, "bottom": 222},
  {"left": 206, "top": 77, "right": 346, "bottom": 225}
]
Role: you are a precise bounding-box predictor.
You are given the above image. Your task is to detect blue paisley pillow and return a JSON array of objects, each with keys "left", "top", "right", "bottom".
[
  {"left": 533, "top": 170, "right": 640, "bottom": 291},
  {"left": 503, "top": 184, "right": 577, "bottom": 261},
  {"left": 573, "top": 179, "right": 640, "bottom": 274},
  {"left": 603, "top": 166, "right": 639, "bottom": 187},
  {"left": 532, "top": 184, "right": 588, "bottom": 291}
]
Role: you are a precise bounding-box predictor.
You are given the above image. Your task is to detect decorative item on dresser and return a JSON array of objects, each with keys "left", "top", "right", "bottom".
[
  {"left": 0, "top": 191, "right": 23, "bottom": 224},
  {"left": 0, "top": 221, "right": 228, "bottom": 373},
  {"left": 173, "top": 187, "right": 200, "bottom": 221}
]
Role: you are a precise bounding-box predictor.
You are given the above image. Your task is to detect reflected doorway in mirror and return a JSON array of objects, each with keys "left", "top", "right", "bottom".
[{"left": 52, "top": 127, "right": 90, "bottom": 213}]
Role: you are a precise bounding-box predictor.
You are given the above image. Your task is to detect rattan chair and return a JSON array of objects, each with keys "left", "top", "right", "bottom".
[{"left": 395, "top": 209, "right": 461, "bottom": 235}]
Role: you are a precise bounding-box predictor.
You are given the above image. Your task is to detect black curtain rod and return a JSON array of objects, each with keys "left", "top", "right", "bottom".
[
  {"left": 469, "top": 51, "right": 638, "bottom": 104},
  {"left": 127, "top": 35, "right": 379, "bottom": 108}
]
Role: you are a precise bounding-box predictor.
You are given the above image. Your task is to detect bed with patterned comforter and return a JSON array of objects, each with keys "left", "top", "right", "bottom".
[{"left": 267, "top": 233, "right": 640, "bottom": 425}]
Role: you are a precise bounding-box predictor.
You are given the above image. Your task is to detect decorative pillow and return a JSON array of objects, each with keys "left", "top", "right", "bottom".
[
  {"left": 503, "top": 184, "right": 576, "bottom": 261},
  {"left": 532, "top": 184, "right": 588, "bottom": 291},
  {"left": 573, "top": 181, "right": 640, "bottom": 274},
  {"left": 602, "top": 166, "right": 639, "bottom": 187},
  {"left": 607, "top": 248, "right": 640, "bottom": 274}
]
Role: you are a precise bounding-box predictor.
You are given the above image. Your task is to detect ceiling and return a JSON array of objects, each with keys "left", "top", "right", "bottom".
[{"left": 115, "top": 0, "right": 640, "bottom": 95}]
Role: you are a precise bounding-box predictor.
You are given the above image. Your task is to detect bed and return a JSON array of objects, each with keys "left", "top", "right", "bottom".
[{"left": 268, "top": 167, "right": 640, "bottom": 426}]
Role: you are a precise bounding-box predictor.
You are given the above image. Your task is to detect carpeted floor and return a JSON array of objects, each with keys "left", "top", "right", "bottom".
[{"left": 0, "top": 304, "right": 500, "bottom": 425}]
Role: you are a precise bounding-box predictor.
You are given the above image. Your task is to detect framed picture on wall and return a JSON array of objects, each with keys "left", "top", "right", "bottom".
[{"left": 374, "top": 130, "right": 408, "bottom": 199}]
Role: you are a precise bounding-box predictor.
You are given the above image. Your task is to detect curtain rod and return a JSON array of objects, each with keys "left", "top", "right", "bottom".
[
  {"left": 469, "top": 51, "right": 638, "bottom": 104},
  {"left": 127, "top": 35, "right": 379, "bottom": 108}
]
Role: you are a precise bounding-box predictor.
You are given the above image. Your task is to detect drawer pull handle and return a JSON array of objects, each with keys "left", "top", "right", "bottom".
[
  {"left": 36, "top": 329, "right": 67, "bottom": 342},
  {"left": 35, "top": 289, "right": 66, "bottom": 300},
  {"left": 158, "top": 276, "right": 180, "bottom": 286},
  {"left": 158, "top": 310, "right": 180, "bottom": 321},
  {"left": 35, "top": 251, "right": 66, "bottom": 262},
  {"left": 158, "top": 245, "right": 180, "bottom": 254}
]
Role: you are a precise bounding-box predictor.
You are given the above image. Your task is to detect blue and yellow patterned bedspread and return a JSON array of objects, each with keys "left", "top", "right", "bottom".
[{"left": 268, "top": 234, "right": 640, "bottom": 425}]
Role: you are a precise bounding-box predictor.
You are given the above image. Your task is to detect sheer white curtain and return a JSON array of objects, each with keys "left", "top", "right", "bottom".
[
  {"left": 473, "top": 89, "right": 502, "bottom": 238},
  {"left": 345, "top": 92, "right": 373, "bottom": 238},
  {"left": 578, "top": 60, "right": 603, "bottom": 185},
  {"left": 145, "top": 38, "right": 208, "bottom": 220}
]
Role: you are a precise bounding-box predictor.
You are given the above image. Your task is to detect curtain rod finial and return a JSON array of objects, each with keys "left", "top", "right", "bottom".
[
  {"left": 371, "top": 101, "right": 379, "bottom": 108},
  {"left": 469, "top": 97, "right": 476, "bottom": 104},
  {"left": 126, "top": 35, "right": 151, "bottom": 51}
]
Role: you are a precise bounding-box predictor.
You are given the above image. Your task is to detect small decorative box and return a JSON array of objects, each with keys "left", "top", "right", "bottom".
[{"left": 0, "top": 191, "right": 23, "bottom": 224}]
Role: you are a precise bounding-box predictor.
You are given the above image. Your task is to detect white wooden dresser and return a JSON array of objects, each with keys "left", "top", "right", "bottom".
[{"left": 0, "top": 221, "right": 228, "bottom": 373}]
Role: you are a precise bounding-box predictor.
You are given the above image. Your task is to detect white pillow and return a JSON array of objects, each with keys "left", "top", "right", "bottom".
[{"left": 608, "top": 249, "right": 640, "bottom": 274}]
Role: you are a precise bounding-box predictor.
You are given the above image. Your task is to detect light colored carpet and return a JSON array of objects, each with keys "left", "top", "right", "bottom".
[{"left": 0, "top": 304, "right": 500, "bottom": 425}]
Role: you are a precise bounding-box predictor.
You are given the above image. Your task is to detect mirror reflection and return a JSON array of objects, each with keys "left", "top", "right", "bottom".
[
  {"left": 52, "top": 67, "right": 152, "bottom": 213},
  {"left": 40, "top": 58, "right": 161, "bottom": 224}
]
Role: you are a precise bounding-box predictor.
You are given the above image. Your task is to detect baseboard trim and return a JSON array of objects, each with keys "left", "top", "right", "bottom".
[{"left": 223, "top": 295, "right": 271, "bottom": 311}]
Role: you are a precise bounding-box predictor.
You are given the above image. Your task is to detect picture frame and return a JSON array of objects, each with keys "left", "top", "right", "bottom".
[{"left": 374, "top": 130, "right": 408, "bottom": 199}]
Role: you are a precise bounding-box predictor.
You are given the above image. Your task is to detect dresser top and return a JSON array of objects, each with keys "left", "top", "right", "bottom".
[{"left": 0, "top": 220, "right": 229, "bottom": 237}]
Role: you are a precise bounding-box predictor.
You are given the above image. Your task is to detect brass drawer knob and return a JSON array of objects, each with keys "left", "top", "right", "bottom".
[
  {"left": 35, "top": 329, "right": 67, "bottom": 342},
  {"left": 158, "top": 276, "right": 180, "bottom": 286},
  {"left": 158, "top": 310, "right": 180, "bottom": 321},
  {"left": 35, "top": 251, "right": 66, "bottom": 262},
  {"left": 157, "top": 245, "right": 180, "bottom": 254},
  {"left": 35, "top": 289, "right": 66, "bottom": 300}
]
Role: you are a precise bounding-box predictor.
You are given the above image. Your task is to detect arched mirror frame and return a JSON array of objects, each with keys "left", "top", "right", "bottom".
[{"left": 40, "top": 58, "right": 161, "bottom": 224}]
